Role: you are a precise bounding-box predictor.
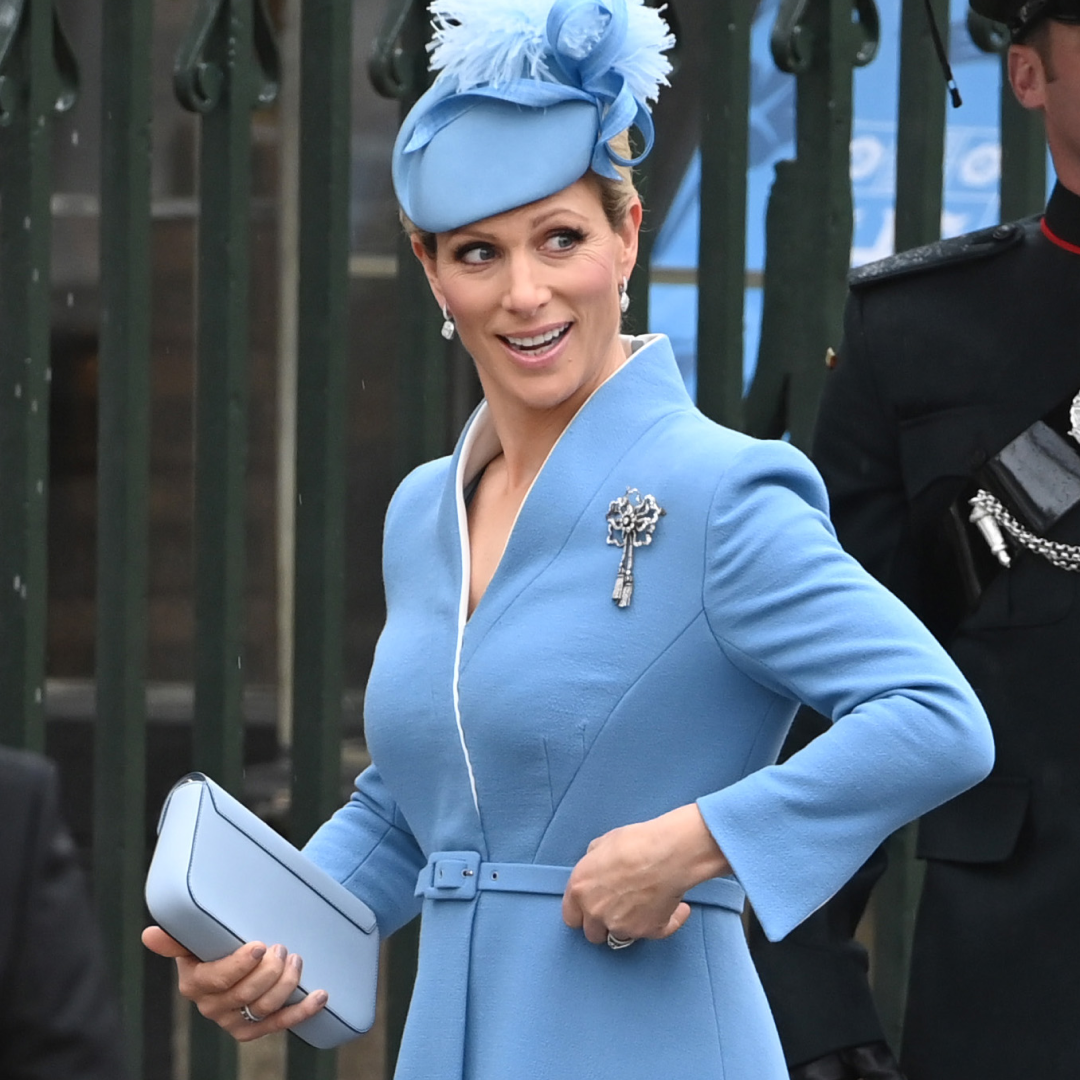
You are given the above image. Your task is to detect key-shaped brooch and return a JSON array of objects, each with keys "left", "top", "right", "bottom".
[{"left": 605, "top": 488, "right": 665, "bottom": 608}]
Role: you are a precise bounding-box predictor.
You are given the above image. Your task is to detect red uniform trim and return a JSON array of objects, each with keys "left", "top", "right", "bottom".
[{"left": 1041, "top": 217, "right": 1080, "bottom": 255}]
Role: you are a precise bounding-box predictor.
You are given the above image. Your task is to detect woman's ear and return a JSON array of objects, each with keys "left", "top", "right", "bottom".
[
  {"left": 618, "top": 199, "right": 644, "bottom": 280},
  {"left": 1008, "top": 42, "right": 1049, "bottom": 110},
  {"left": 410, "top": 233, "right": 446, "bottom": 310}
]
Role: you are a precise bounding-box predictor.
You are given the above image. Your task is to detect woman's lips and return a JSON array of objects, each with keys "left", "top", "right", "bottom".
[{"left": 498, "top": 322, "right": 573, "bottom": 365}]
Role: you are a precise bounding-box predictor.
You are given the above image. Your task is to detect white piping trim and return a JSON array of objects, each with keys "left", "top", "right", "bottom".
[
  {"left": 449, "top": 334, "right": 661, "bottom": 821},
  {"left": 453, "top": 411, "right": 489, "bottom": 818}
]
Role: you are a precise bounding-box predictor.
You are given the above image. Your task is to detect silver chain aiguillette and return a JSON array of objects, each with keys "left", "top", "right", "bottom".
[{"left": 969, "top": 490, "right": 1080, "bottom": 573}]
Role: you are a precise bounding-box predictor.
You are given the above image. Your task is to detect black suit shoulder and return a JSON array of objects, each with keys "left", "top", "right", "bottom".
[
  {"left": 832, "top": 216, "right": 1080, "bottom": 504},
  {"left": 843, "top": 219, "right": 1044, "bottom": 377},
  {"left": 848, "top": 218, "right": 1033, "bottom": 292},
  {"left": 843, "top": 218, "right": 1044, "bottom": 381}
]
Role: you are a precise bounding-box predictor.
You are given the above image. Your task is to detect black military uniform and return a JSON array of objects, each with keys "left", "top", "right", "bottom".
[
  {"left": 750, "top": 179, "right": 1080, "bottom": 1079},
  {"left": 0, "top": 747, "right": 128, "bottom": 1079}
]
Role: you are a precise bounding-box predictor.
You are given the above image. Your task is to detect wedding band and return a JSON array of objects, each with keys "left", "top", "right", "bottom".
[
  {"left": 239, "top": 1004, "right": 264, "bottom": 1024},
  {"left": 606, "top": 932, "right": 635, "bottom": 950}
]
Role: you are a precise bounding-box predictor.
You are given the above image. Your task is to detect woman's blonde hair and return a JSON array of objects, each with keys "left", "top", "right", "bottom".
[{"left": 402, "top": 130, "right": 640, "bottom": 257}]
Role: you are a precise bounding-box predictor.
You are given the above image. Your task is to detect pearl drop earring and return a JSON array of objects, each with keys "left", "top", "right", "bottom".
[
  {"left": 441, "top": 305, "right": 456, "bottom": 340},
  {"left": 619, "top": 278, "right": 630, "bottom": 314}
]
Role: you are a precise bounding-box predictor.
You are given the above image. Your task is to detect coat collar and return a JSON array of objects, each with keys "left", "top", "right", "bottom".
[
  {"left": 440, "top": 333, "right": 695, "bottom": 657},
  {"left": 1041, "top": 181, "right": 1080, "bottom": 255}
]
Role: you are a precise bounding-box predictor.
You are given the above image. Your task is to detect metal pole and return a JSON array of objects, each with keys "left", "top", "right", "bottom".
[
  {"left": 0, "top": 0, "right": 59, "bottom": 751},
  {"left": 188, "top": 0, "right": 254, "bottom": 801},
  {"left": 393, "top": 3, "right": 452, "bottom": 478},
  {"left": 695, "top": 0, "right": 752, "bottom": 429},
  {"left": 287, "top": 0, "right": 354, "bottom": 1075},
  {"left": 174, "top": 0, "right": 280, "bottom": 1070},
  {"left": 787, "top": 0, "right": 857, "bottom": 449},
  {"left": 369, "top": 7, "right": 439, "bottom": 1069},
  {"left": 96, "top": 0, "right": 150, "bottom": 1073},
  {"left": 276, "top": 0, "right": 301, "bottom": 752},
  {"left": 894, "top": 0, "right": 949, "bottom": 251},
  {"left": 746, "top": 0, "right": 866, "bottom": 449}
]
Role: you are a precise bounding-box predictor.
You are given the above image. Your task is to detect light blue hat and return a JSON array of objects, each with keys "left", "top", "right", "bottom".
[{"left": 393, "top": 0, "right": 675, "bottom": 234}]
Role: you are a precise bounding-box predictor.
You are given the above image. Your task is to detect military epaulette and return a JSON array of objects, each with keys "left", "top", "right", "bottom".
[{"left": 848, "top": 217, "right": 1037, "bottom": 290}]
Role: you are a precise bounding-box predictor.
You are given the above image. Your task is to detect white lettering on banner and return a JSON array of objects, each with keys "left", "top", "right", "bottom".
[
  {"left": 958, "top": 143, "right": 1001, "bottom": 188},
  {"left": 850, "top": 135, "right": 886, "bottom": 184}
]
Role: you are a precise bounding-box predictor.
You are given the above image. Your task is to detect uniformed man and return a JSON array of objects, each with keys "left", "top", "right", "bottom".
[{"left": 749, "top": 1, "right": 1080, "bottom": 1078}]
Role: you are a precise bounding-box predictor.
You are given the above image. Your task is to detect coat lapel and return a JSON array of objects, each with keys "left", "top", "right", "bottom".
[{"left": 456, "top": 335, "right": 695, "bottom": 668}]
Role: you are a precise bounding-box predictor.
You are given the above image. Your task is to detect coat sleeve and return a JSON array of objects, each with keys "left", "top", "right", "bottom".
[
  {"left": 303, "top": 763, "right": 426, "bottom": 937},
  {"left": 746, "top": 710, "right": 891, "bottom": 1068},
  {"left": 694, "top": 436, "right": 994, "bottom": 942},
  {"left": 747, "top": 296, "right": 906, "bottom": 1065},
  {"left": 0, "top": 752, "right": 129, "bottom": 1080}
]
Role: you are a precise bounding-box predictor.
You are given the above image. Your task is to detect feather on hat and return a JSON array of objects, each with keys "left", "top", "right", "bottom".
[{"left": 392, "top": 0, "right": 675, "bottom": 233}]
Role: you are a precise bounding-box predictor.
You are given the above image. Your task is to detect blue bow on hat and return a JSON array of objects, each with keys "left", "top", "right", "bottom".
[{"left": 393, "top": 0, "right": 674, "bottom": 233}]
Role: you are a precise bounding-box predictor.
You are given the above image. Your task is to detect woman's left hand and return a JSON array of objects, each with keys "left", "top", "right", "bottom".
[{"left": 562, "top": 803, "right": 731, "bottom": 945}]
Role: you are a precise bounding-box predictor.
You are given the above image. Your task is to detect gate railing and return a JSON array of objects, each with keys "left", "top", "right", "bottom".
[
  {"left": 0, "top": 0, "right": 1047, "bottom": 1076},
  {"left": 95, "top": 1, "right": 152, "bottom": 1075}
]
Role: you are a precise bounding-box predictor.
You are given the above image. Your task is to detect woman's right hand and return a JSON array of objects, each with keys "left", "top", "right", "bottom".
[{"left": 141, "top": 926, "right": 328, "bottom": 1041}]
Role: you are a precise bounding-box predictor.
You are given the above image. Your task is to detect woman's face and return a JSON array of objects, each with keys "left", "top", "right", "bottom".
[{"left": 415, "top": 177, "right": 641, "bottom": 422}]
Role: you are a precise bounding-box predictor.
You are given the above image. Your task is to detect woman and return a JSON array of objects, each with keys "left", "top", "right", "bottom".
[{"left": 145, "top": 2, "right": 993, "bottom": 1077}]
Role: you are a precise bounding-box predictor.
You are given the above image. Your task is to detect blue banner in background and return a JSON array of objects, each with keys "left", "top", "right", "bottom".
[{"left": 649, "top": 0, "right": 1050, "bottom": 398}]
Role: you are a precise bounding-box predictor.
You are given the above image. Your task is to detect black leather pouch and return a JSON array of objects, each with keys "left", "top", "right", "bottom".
[
  {"left": 946, "top": 418, "right": 1080, "bottom": 610},
  {"left": 981, "top": 420, "right": 1080, "bottom": 535}
]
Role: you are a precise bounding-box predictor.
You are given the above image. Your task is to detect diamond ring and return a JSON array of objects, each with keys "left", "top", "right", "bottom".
[
  {"left": 239, "top": 1004, "right": 264, "bottom": 1024},
  {"left": 606, "top": 932, "right": 635, "bottom": 950}
]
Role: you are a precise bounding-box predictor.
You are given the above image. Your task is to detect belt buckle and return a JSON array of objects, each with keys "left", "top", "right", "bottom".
[{"left": 420, "top": 850, "right": 481, "bottom": 900}]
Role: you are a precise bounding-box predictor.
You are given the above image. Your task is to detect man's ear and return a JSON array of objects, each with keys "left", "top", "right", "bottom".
[
  {"left": 410, "top": 233, "right": 446, "bottom": 311},
  {"left": 618, "top": 199, "right": 644, "bottom": 280},
  {"left": 1008, "top": 42, "right": 1049, "bottom": 110}
]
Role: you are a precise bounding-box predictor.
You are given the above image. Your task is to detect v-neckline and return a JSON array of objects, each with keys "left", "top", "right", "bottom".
[{"left": 459, "top": 408, "right": 566, "bottom": 624}]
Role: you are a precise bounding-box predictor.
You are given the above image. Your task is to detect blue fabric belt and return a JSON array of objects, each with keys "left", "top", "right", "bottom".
[
  {"left": 414, "top": 850, "right": 746, "bottom": 913},
  {"left": 397, "top": 850, "right": 745, "bottom": 1080}
]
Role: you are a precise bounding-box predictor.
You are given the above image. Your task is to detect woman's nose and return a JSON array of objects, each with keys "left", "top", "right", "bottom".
[{"left": 501, "top": 255, "right": 551, "bottom": 315}]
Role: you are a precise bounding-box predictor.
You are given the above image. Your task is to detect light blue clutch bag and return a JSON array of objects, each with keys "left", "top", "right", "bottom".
[{"left": 145, "top": 773, "right": 379, "bottom": 1048}]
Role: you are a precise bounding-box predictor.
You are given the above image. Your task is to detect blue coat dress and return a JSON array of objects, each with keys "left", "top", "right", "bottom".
[{"left": 304, "top": 333, "right": 993, "bottom": 1080}]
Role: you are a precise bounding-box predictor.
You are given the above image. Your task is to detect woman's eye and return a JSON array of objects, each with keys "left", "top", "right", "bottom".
[
  {"left": 457, "top": 244, "right": 496, "bottom": 265},
  {"left": 545, "top": 230, "right": 584, "bottom": 252}
]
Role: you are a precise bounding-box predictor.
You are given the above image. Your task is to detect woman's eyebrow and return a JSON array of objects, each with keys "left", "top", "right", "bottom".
[
  {"left": 529, "top": 206, "right": 585, "bottom": 227},
  {"left": 445, "top": 221, "right": 504, "bottom": 243},
  {"left": 446, "top": 208, "right": 583, "bottom": 244}
]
